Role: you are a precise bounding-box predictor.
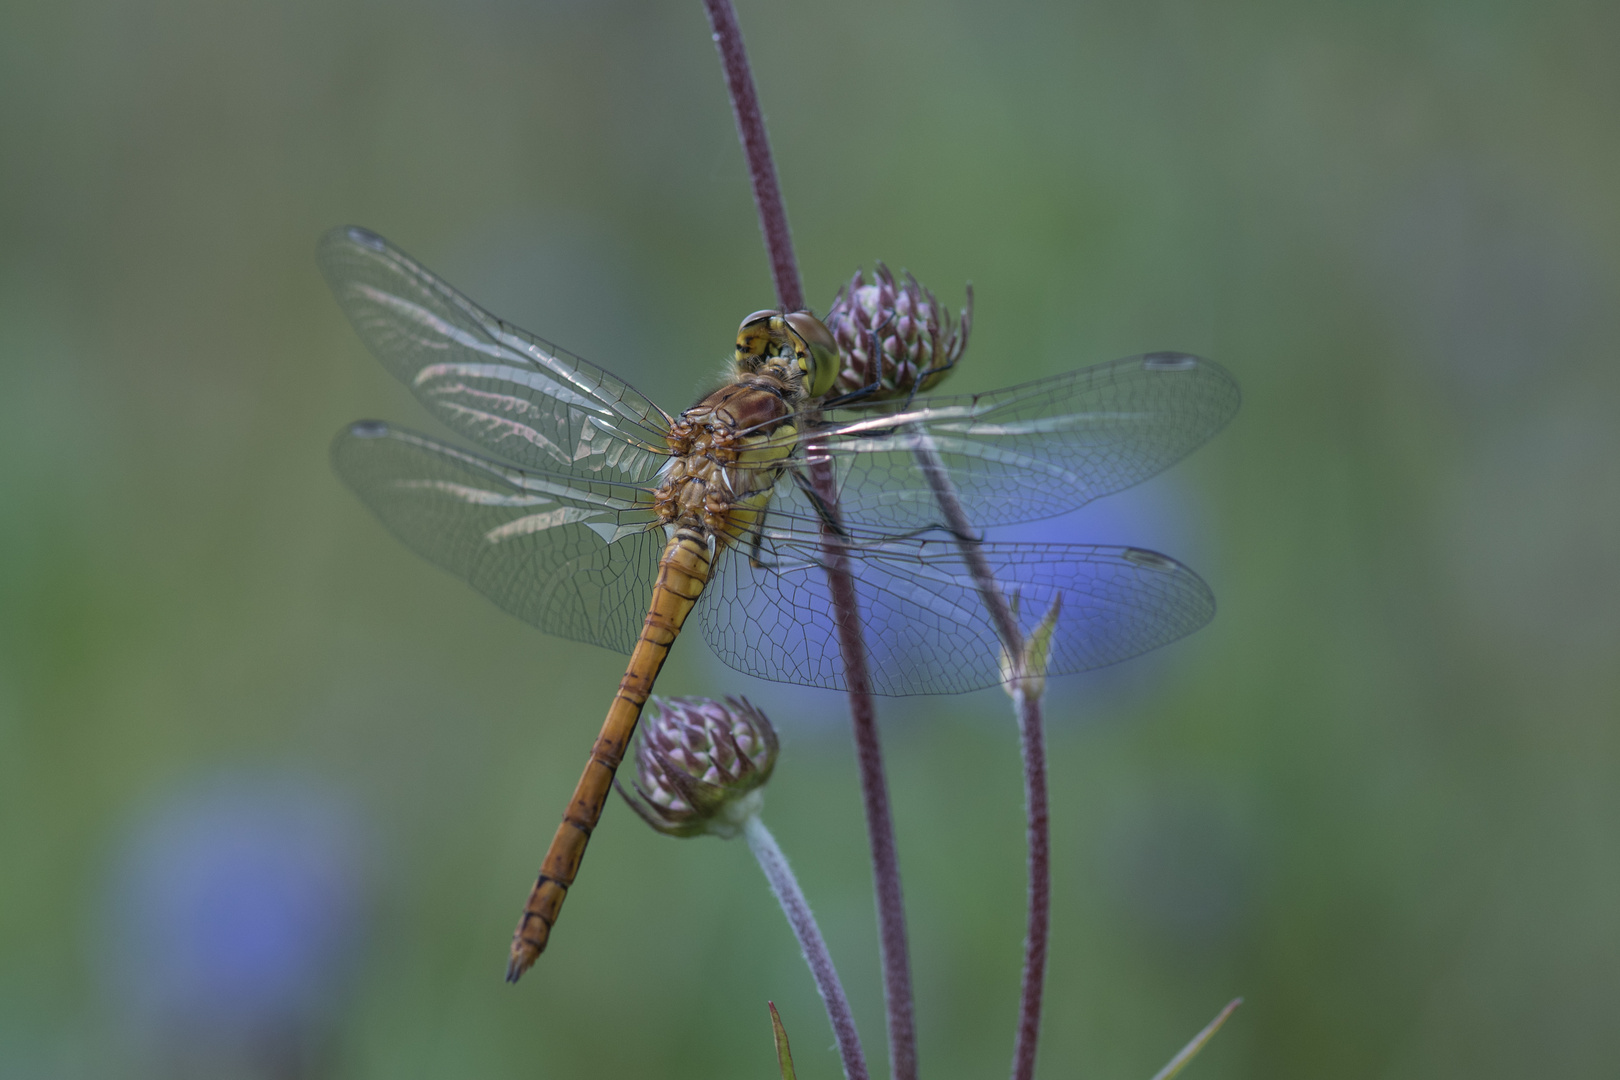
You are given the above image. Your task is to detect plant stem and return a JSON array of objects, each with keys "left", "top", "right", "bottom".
[
  {"left": 1009, "top": 687, "right": 1050, "bottom": 1080},
  {"left": 911, "top": 435, "right": 1051, "bottom": 1080},
  {"left": 701, "top": 0, "right": 804, "bottom": 312},
  {"left": 702, "top": 4, "right": 918, "bottom": 1077},
  {"left": 747, "top": 816, "right": 870, "bottom": 1080},
  {"left": 808, "top": 452, "right": 919, "bottom": 1080}
]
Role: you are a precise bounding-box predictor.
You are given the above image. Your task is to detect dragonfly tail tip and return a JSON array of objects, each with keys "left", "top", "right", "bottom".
[{"left": 506, "top": 948, "right": 538, "bottom": 984}]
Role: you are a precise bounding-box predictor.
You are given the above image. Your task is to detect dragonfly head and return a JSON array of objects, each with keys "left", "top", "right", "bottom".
[{"left": 733, "top": 310, "right": 840, "bottom": 401}]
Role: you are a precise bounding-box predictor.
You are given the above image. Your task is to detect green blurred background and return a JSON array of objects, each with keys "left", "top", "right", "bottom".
[{"left": 3, "top": 0, "right": 1617, "bottom": 1077}]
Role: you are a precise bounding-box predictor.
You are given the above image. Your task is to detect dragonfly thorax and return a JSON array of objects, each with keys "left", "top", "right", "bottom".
[{"left": 655, "top": 380, "right": 799, "bottom": 544}]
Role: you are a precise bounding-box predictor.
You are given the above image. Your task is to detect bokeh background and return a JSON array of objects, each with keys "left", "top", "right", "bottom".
[{"left": 3, "top": 0, "right": 1617, "bottom": 1077}]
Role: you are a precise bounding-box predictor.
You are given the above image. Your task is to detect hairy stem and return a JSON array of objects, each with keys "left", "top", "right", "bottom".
[
  {"left": 1009, "top": 687, "right": 1050, "bottom": 1080},
  {"left": 808, "top": 453, "right": 918, "bottom": 1080},
  {"left": 702, "top": 3, "right": 917, "bottom": 1076},
  {"left": 747, "top": 816, "right": 870, "bottom": 1080},
  {"left": 911, "top": 435, "right": 1051, "bottom": 1080}
]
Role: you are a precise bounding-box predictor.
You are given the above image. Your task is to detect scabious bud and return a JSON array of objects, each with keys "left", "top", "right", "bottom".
[
  {"left": 824, "top": 263, "right": 972, "bottom": 400},
  {"left": 619, "top": 697, "right": 779, "bottom": 838}
]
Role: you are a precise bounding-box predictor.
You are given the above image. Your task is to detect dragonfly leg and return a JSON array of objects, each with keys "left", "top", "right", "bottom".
[
  {"left": 902, "top": 352, "right": 958, "bottom": 410},
  {"left": 821, "top": 322, "right": 892, "bottom": 409},
  {"left": 747, "top": 520, "right": 775, "bottom": 569},
  {"left": 790, "top": 467, "right": 850, "bottom": 537}
]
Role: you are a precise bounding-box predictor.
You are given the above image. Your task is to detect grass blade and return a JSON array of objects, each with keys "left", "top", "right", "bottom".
[
  {"left": 1149, "top": 998, "right": 1242, "bottom": 1080},
  {"left": 769, "top": 1001, "right": 797, "bottom": 1080}
]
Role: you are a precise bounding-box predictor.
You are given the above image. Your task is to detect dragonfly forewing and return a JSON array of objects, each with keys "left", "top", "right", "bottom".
[
  {"left": 771, "top": 352, "right": 1239, "bottom": 536},
  {"left": 319, "top": 227, "right": 672, "bottom": 485},
  {"left": 332, "top": 421, "right": 665, "bottom": 654}
]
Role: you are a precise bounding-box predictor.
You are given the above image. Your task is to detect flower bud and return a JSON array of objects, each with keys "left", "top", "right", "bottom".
[
  {"left": 618, "top": 696, "right": 779, "bottom": 838},
  {"left": 999, "top": 591, "right": 1064, "bottom": 699},
  {"left": 824, "top": 263, "right": 972, "bottom": 400}
]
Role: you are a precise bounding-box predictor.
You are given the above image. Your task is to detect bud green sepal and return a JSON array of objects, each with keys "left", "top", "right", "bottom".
[
  {"left": 768, "top": 1002, "right": 798, "bottom": 1080},
  {"left": 999, "top": 592, "right": 1063, "bottom": 699}
]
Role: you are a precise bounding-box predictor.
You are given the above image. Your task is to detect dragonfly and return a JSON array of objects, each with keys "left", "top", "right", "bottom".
[{"left": 320, "top": 226, "right": 1240, "bottom": 982}]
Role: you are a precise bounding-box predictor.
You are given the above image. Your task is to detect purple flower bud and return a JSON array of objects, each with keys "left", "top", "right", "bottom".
[
  {"left": 824, "top": 263, "right": 972, "bottom": 400},
  {"left": 618, "top": 697, "right": 779, "bottom": 838}
]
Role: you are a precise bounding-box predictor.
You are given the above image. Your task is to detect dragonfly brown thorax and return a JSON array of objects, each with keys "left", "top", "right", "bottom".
[
  {"left": 652, "top": 310, "right": 836, "bottom": 544},
  {"left": 655, "top": 375, "right": 800, "bottom": 543}
]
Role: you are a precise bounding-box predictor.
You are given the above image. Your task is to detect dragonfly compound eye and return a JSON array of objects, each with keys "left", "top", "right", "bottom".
[{"left": 782, "top": 311, "right": 840, "bottom": 399}]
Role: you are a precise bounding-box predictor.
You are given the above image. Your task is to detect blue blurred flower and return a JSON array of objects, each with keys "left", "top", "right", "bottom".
[{"left": 101, "top": 769, "right": 368, "bottom": 1075}]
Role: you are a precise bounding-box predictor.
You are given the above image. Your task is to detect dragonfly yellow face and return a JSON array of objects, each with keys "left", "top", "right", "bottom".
[
  {"left": 320, "top": 226, "right": 1240, "bottom": 981},
  {"left": 732, "top": 308, "right": 842, "bottom": 400}
]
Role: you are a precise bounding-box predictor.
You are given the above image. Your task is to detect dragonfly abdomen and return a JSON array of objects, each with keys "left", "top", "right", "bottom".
[{"left": 506, "top": 526, "right": 714, "bottom": 982}]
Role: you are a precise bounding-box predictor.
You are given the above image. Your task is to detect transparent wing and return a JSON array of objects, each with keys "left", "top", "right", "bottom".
[
  {"left": 697, "top": 534, "right": 1215, "bottom": 696},
  {"left": 332, "top": 421, "right": 664, "bottom": 653},
  {"left": 320, "top": 227, "right": 672, "bottom": 484},
  {"left": 769, "top": 353, "right": 1239, "bottom": 535}
]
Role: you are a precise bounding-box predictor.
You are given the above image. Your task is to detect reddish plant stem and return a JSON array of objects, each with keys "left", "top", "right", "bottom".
[
  {"left": 808, "top": 452, "right": 918, "bottom": 1080},
  {"left": 702, "top": 4, "right": 916, "bottom": 1078},
  {"left": 911, "top": 436, "right": 1050, "bottom": 1080},
  {"left": 1009, "top": 687, "right": 1050, "bottom": 1080},
  {"left": 701, "top": 0, "right": 804, "bottom": 312}
]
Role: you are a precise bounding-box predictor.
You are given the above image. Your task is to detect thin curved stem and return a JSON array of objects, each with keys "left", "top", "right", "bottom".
[
  {"left": 746, "top": 816, "right": 870, "bottom": 1080},
  {"left": 808, "top": 451, "right": 918, "bottom": 1080}
]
